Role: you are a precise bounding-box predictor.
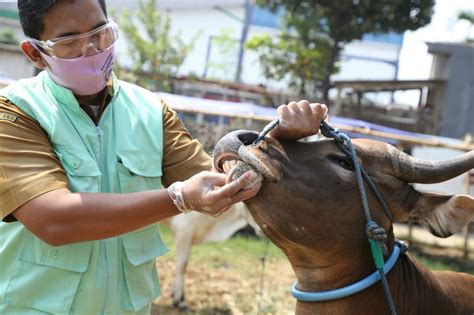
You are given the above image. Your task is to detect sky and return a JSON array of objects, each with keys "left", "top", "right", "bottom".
[{"left": 398, "top": 0, "right": 474, "bottom": 81}]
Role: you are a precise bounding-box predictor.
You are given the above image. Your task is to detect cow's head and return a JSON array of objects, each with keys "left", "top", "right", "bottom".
[{"left": 213, "top": 130, "right": 474, "bottom": 278}]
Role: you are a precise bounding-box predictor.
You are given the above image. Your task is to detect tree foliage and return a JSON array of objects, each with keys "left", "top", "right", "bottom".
[
  {"left": 116, "top": 0, "right": 199, "bottom": 91},
  {"left": 458, "top": 10, "right": 474, "bottom": 42},
  {"left": 458, "top": 11, "right": 474, "bottom": 24},
  {"left": 246, "top": 27, "right": 334, "bottom": 96},
  {"left": 249, "top": 0, "right": 435, "bottom": 101}
]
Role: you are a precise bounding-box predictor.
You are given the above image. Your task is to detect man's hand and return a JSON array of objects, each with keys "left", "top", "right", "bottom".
[
  {"left": 180, "top": 170, "right": 261, "bottom": 216},
  {"left": 269, "top": 100, "right": 328, "bottom": 140}
]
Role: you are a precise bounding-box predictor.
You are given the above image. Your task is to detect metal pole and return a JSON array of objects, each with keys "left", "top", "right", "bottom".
[
  {"left": 235, "top": 0, "right": 253, "bottom": 83},
  {"left": 391, "top": 33, "right": 403, "bottom": 103},
  {"left": 202, "top": 35, "right": 214, "bottom": 78}
]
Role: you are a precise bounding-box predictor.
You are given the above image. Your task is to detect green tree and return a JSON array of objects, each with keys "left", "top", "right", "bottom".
[
  {"left": 116, "top": 0, "right": 199, "bottom": 91},
  {"left": 458, "top": 10, "right": 474, "bottom": 41},
  {"left": 250, "top": 0, "right": 435, "bottom": 101},
  {"left": 458, "top": 11, "right": 474, "bottom": 24},
  {"left": 246, "top": 11, "right": 333, "bottom": 98}
]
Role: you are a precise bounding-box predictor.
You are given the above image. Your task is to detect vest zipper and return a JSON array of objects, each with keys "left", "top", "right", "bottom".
[{"left": 97, "top": 126, "right": 109, "bottom": 315}]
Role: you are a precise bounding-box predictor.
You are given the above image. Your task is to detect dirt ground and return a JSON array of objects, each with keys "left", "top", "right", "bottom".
[
  {"left": 150, "top": 244, "right": 473, "bottom": 315},
  {"left": 152, "top": 258, "right": 296, "bottom": 315}
]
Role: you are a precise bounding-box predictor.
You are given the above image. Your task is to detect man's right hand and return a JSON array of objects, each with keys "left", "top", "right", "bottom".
[{"left": 181, "top": 170, "right": 262, "bottom": 216}]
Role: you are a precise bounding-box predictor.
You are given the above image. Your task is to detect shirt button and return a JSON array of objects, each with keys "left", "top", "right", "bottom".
[
  {"left": 137, "top": 162, "right": 144, "bottom": 170},
  {"left": 72, "top": 161, "right": 80, "bottom": 169},
  {"left": 50, "top": 250, "right": 60, "bottom": 259}
]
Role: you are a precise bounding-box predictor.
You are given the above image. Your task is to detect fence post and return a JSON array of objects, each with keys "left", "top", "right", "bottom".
[
  {"left": 246, "top": 117, "right": 252, "bottom": 129},
  {"left": 463, "top": 173, "right": 470, "bottom": 259},
  {"left": 463, "top": 224, "right": 470, "bottom": 259},
  {"left": 407, "top": 221, "right": 413, "bottom": 244},
  {"left": 197, "top": 113, "right": 204, "bottom": 124},
  {"left": 215, "top": 115, "right": 226, "bottom": 144}
]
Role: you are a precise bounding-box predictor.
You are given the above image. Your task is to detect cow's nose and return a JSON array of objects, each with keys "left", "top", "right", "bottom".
[
  {"left": 213, "top": 130, "right": 259, "bottom": 170},
  {"left": 235, "top": 130, "right": 259, "bottom": 145}
]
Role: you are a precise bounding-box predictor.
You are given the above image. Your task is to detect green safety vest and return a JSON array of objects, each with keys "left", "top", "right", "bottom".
[{"left": 0, "top": 71, "right": 169, "bottom": 314}]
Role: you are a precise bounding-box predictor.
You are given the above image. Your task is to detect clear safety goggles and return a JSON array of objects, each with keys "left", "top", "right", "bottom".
[{"left": 30, "top": 19, "right": 119, "bottom": 59}]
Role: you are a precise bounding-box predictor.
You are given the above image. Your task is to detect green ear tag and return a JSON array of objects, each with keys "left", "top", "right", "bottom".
[{"left": 369, "top": 239, "right": 385, "bottom": 269}]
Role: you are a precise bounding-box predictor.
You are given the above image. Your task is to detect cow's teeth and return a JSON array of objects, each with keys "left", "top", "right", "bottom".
[{"left": 223, "top": 159, "right": 239, "bottom": 174}]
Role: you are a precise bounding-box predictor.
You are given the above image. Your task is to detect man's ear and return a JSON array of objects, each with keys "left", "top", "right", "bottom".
[
  {"left": 20, "top": 41, "right": 46, "bottom": 69},
  {"left": 392, "top": 185, "right": 474, "bottom": 238}
]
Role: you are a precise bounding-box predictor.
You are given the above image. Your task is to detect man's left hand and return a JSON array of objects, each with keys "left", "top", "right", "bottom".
[{"left": 269, "top": 100, "right": 328, "bottom": 140}]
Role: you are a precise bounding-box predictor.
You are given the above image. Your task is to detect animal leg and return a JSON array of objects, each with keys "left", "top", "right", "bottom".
[{"left": 172, "top": 232, "right": 193, "bottom": 311}]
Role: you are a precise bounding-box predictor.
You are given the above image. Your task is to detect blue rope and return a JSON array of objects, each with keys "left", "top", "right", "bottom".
[
  {"left": 291, "top": 242, "right": 402, "bottom": 302},
  {"left": 319, "top": 121, "right": 397, "bottom": 315}
]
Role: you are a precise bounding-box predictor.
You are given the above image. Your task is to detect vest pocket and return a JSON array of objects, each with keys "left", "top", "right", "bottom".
[
  {"left": 55, "top": 148, "right": 101, "bottom": 192},
  {"left": 121, "top": 224, "right": 168, "bottom": 311},
  {"left": 117, "top": 151, "right": 163, "bottom": 193},
  {"left": 4, "top": 231, "right": 93, "bottom": 314}
]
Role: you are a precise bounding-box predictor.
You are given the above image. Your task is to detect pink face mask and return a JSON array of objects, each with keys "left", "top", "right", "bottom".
[{"left": 38, "top": 45, "right": 116, "bottom": 96}]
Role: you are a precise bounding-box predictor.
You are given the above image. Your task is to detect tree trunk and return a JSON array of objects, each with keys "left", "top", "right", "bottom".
[
  {"left": 300, "top": 78, "right": 306, "bottom": 97},
  {"left": 322, "top": 41, "right": 340, "bottom": 103}
]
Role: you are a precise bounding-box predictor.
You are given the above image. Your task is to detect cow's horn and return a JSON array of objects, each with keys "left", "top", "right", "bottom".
[{"left": 390, "top": 147, "right": 474, "bottom": 184}]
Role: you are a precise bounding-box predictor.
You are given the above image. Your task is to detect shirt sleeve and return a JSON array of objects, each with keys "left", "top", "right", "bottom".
[
  {"left": 0, "top": 97, "right": 69, "bottom": 222},
  {"left": 160, "top": 98, "right": 212, "bottom": 188}
]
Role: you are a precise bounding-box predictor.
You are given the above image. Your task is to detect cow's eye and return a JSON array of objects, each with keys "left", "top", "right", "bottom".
[{"left": 328, "top": 155, "right": 354, "bottom": 171}]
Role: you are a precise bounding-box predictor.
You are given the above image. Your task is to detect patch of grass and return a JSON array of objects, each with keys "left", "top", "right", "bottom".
[
  {"left": 194, "top": 236, "right": 285, "bottom": 268},
  {"left": 409, "top": 246, "right": 474, "bottom": 275},
  {"left": 158, "top": 224, "right": 473, "bottom": 275},
  {"left": 159, "top": 224, "right": 286, "bottom": 271},
  {"left": 412, "top": 254, "right": 469, "bottom": 273}
]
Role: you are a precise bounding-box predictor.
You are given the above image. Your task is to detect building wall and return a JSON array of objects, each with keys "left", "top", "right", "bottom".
[
  {"left": 335, "top": 40, "right": 401, "bottom": 81},
  {"left": 0, "top": 44, "right": 35, "bottom": 80},
  {"left": 0, "top": 5, "right": 35, "bottom": 81},
  {"left": 428, "top": 43, "right": 474, "bottom": 139}
]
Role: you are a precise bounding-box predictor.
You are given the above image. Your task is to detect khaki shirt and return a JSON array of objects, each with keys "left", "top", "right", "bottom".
[{"left": 0, "top": 91, "right": 211, "bottom": 221}]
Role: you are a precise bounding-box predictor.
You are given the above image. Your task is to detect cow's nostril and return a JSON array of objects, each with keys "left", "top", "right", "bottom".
[{"left": 237, "top": 132, "right": 259, "bottom": 145}]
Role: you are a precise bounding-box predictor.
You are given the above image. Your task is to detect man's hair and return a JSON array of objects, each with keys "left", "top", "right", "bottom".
[{"left": 17, "top": 0, "right": 108, "bottom": 39}]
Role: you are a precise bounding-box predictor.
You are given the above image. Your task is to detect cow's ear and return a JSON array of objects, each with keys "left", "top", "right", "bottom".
[{"left": 392, "top": 189, "right": 474, "bottom": 238}]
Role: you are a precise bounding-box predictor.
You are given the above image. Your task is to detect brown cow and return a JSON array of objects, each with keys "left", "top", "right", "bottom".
[{"left": 213, "top": 130, "right": 474, "bottom": 315}]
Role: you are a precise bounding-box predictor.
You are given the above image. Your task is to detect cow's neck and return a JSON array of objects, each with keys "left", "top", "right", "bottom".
[
  {"left": 288, "top": 240, "right": 474, "bottom": 315},
  {"left": 287, "top": 240, "right": 394, "bottom": 314},
  {"left": 290, "top": 241, "right": 391, "bottom": 293}
]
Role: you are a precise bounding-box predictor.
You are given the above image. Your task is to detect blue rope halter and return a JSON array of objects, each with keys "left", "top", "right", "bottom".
[
  {"left": 254, "top": 119, "right": 403, "bottom": 315},
  {"left": 291, "top": 241, "right": 406, "bottom": 302}
]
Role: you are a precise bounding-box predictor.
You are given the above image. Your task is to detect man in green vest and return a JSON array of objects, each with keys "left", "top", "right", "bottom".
[{"left": 0, "top": 0, "right": 328, "bottom": 314}]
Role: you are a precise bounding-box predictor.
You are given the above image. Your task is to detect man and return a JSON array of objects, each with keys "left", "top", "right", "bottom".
[{"left": 0, "top": 0, "right": 328, "bottom": 314}]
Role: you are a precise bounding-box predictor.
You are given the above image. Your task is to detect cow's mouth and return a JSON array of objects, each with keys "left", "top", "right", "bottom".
[{"left": 213, "top": 138, "right": 283, "bottom": 185}]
